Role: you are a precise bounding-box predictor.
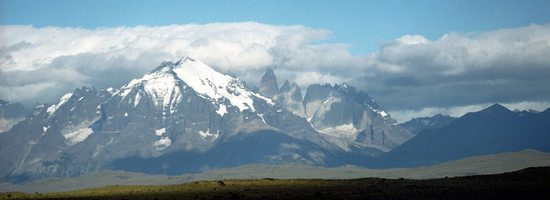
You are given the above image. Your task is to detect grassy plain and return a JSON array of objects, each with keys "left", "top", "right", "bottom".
[
  {"left": 1, "top": 167, "right": 549, "bottom": 200},
  {"left": 2, "top": 149, "right": 549, "bottom": 193}
]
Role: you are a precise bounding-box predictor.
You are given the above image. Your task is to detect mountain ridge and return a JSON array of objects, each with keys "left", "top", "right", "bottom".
[
  {"left": 374, "top": 103, "right": 550, "bottom": 168},
  {"left": 2, "top": 58, "right": 548, "bottom": 183},
  {"left": 0, "top": 57, "right": 404, "bottom": 181},
  {"left": 400, "top": 114, "right": 457, "bottom": 135}
]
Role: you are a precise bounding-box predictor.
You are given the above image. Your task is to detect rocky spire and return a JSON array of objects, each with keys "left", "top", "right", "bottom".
[{"left": 259, "top": 69, "right": 279, "bottom": 98}]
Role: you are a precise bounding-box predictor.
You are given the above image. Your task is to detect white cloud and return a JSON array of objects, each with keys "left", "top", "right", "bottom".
[
  {"left": 363, "top": 23, "right": 550, "bottom": 111},
  {"left": 395, "top": 34, "right": 429, "bottom": 45},
  {"left": 503, "top": 101, "right": 550, "bottom": 112},
  {"left": 0, "top": 22, "right": 355, "bottom": 104},
  {"left": 1, "top": 22, "right": 550, "bottom": 122}
]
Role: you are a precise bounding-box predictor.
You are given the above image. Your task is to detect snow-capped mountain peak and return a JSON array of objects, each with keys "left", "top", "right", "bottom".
[
  {"left": 116, "top": 56, "right": 272, "bottom": 116},
  {"left": 172, "top": 56, "right": 273, "bottom": 114}
]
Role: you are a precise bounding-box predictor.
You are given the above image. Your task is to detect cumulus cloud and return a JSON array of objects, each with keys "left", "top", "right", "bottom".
[
  {"left": 0, "top": 22, "right": 354, "bottom": 105},
  {"left": 1, "top": 22, "right": 550, "bottom": 122},
  {"left": 360, "top": 24, "right": 550, "bottom": 112}
]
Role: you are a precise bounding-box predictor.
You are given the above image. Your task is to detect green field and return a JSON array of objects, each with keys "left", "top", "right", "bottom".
[
  {"left": 2, "top": 149, "right": 550, "bottom": 193},
  {"left": 1, "top": 167, "right": 549, "bottom": 200}
]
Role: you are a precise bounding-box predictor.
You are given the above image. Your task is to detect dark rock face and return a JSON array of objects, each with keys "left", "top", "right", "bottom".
[
  {"left": 279, "top": 80, "right": 302, "bottom": 102},
  {"left": 277, "top": 80, "right": 304, "bottom": 116},
  {"left": 109, "top": 130, "right": 344, "bottom": 174},
  {"left": 375, "top": 104, "right": 550, "bottom": 168},
  {"left": 259, "top": 69, "right": 279, "bottom": 99},
  {"left": 303, "top": 83, "right": 413, "bottom": 152},
  {"left": 257, "top": 70, "right": 412, "bottom": 153}
]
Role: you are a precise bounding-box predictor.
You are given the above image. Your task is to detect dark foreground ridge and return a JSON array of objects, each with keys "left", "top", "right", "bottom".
[{"left": 1, "top": 167, "right": 549, "bottom": 200}]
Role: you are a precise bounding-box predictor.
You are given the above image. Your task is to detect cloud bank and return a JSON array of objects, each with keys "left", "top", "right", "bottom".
[
  {"left": 1, "top": 22, "right": 550, "bottom": 121},
  {"left": 363, "top": 24, "right": 550, "bottom": 111}
]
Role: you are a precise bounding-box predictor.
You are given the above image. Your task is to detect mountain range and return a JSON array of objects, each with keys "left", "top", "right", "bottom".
[
  {"left": 375, "top": 104, "right": 550, "bottom": 168},
  {"left": 0, "top": 57, "right": 411, "bottom": 181},
  {"left": 0, "top": 57, "right": 548, "bottom": 182},
  {"left": 258, "top": 69, "right": 412, "bottom": 153},
  {"left": 399, "top": 114, "right": 456, "bottom": 135}
]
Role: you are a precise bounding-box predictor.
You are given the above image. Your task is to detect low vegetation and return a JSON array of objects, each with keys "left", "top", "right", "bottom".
[{"left": 1, "top": 167, "right": 549, "bottom": 200}]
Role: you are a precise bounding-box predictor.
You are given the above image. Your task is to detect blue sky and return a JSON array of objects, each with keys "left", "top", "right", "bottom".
[{"left": 2, "top": 0, "right": 550, "bottom": 53}]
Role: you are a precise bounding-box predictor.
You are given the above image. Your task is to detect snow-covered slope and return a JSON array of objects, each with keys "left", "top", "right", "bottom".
[
  {"left": 173, "top": 57, "right": 274, "bottom": 113},
  {"left": 118, "top": 57, "right": 272, "bottom": 117}
]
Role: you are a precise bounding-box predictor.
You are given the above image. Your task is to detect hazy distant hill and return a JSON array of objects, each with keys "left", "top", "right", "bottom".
[
  {"left": 400, "top": 114, "right": 456, "bottom": 135},
  {"left": 0, "top": 99, "right": 27, "bottom": 133},
  {"left": 375, "top": 104, "right": 550, "bottom": 168}
]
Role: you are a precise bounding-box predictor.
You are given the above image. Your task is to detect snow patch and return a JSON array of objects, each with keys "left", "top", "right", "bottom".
[
  {"left": 318, "top": 123, "right": 358, "bottom": 137},
  {"left": 63, "top": 128, "right": 93, "bottom": 145},
  {"left": 60, "top": 119, "right": 97, "bottom": 145},
  {"left": 252, "top": 93, "right": 275, "bottom": 105},
  {"left": 153, "top": 137, "right": 172, "bottom": 150},
  {"left": 258, "top": 113, "right": 267, "bottom": 124},
  {"left": 134, "top": 92, "right": 141, "bottom": 107},
  {"left": 47, "top": 92, "right": 73, "bottom": 116},
  {"left": 155, "top": 128, "right": 166, "bottom": 136},
  {"left": 198, "top": 129, "right": 219, "bottom": 140},
  {"left": 313, "top": 123, "right": 359, "bottom": 151},
  {"left": 216, "top": 104, "right": 227, "bottom": 116},
  {"left": 375, "top": 109, "right": 389, "bottom": 118}
]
